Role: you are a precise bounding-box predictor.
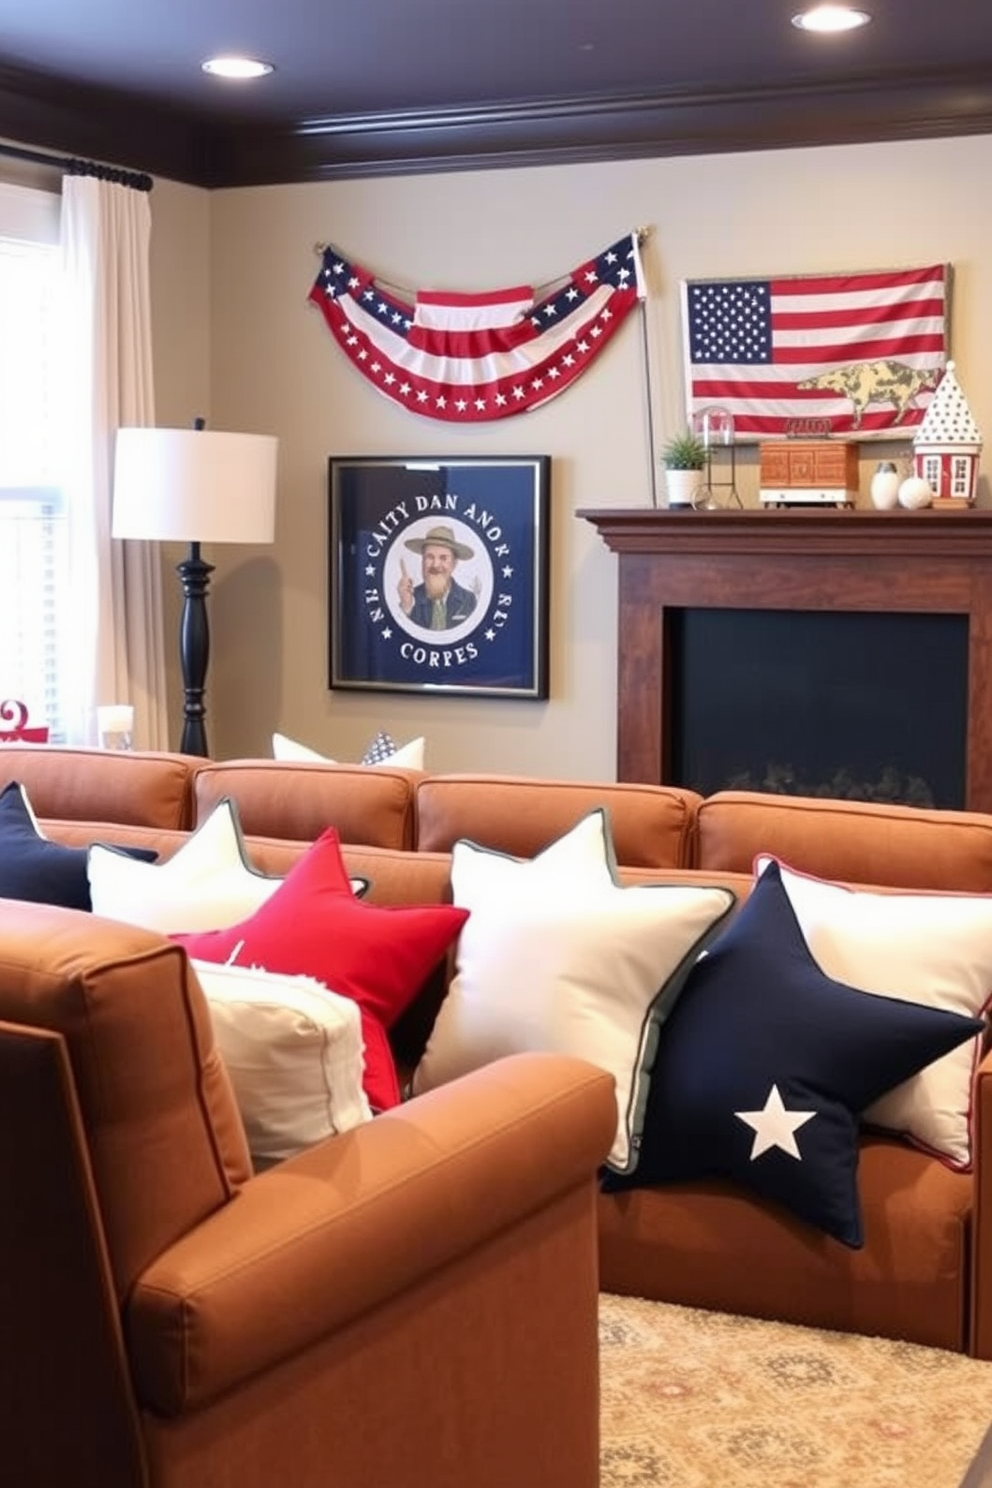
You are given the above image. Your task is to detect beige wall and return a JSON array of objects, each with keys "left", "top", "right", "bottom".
[
  {"left": 24, "top": 132, "right": 992, "bottom": 774},
  {"left": 176, "top": 132, "right": 992, "bottom": 773}
]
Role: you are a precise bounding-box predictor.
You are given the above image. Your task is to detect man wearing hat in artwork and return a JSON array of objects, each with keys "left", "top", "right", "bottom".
[{"left": 398, "top": 523, "right": 479, "bottom": 631}]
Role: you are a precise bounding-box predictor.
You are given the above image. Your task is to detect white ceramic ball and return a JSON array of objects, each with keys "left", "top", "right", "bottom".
[{"left": 898, "top": 475, "right": 933, "bottom": 510}]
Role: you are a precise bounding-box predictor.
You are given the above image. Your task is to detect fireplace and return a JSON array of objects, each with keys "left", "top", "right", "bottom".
[
  {"left": 578, "top": 509, "right": 992, "bottom": 814},
  {"left": 669, "top": 606, "right": 967, "bottom": 807}
]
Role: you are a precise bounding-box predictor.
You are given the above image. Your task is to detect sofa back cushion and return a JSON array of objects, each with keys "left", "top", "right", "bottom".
[
  {"left": 0, "top": 899, "right": 251, "bottom": 1301},
  {"left": 415, "top": 775, "right": 701, "bottom": 868},
  {"left": 0, "top": 746, "right": 199, "bottom": 829},
  {"left": 697, "top": 791, "right": 992, "bottom": 891},
  {"left": 193, "top": 760, "right": 420, "bottom": 849}
]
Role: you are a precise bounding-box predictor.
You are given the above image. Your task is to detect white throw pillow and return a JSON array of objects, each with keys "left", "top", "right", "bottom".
[
  {"left": 271, "top": 731, "right": 328, "bottom": 763},
  {"left": 191, "top": 958, "right": 372, "bottom": 1168},
  {"left": 759, "top": 855, "right": 992, "bottom": 1169},
  {"left": 413, "top": 809, "right": 736, "bottom": 1171},
  {"left": 88, "top": 797, "right": 283, "bottom": 934},
  {"left": 272, "top": 730, "right": 425, "bottom": 770}
]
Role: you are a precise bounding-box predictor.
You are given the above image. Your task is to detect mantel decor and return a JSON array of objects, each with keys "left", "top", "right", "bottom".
[{"left": 578, "top": 508, "right": 992, "bottom": 813}]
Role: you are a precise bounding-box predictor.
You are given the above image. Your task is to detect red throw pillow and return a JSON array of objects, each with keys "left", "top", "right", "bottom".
[{"left": 174, "top": 827, "right": 467, "bottom": 1111}]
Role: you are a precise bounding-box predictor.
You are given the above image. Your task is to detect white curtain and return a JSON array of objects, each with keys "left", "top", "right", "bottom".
[{"left": 59, "top": 174, "right": 169, "bottom": 749}]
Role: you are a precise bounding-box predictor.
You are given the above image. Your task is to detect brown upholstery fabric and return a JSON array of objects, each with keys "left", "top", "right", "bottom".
[
  {"left": 697, "top": 790, "right": 992, "bottom": 890},
  {"left": 415, "top": 773, "right": 701, "bottom": 867},
  {"left": 0, "top": 1024, "right": 146, "bottom": 1488},
  {"left": 0, "top": 746, "right": 200, "bottom": 829},
  {"left": 0, "top": 900, "right": 251, "bottom": 1300},
  {"left": 193, "top": 759, "right": 421, "bottom": 848},
  {"left": 599, "top": 1136, "right": 973, "bottom": 1351},
  {"left": 140, "top": 1185, "right": 602, "bottom": 1488},
  {"left": 127, "top": 1053, "right": 615, "bottom": 1413}
]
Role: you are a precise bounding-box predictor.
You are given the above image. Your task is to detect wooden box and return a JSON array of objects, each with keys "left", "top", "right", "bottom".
[{"left": 759, "top": 441, "right": 859, "bottom": 506}]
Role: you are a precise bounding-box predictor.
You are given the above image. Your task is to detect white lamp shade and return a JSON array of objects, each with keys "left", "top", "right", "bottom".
[{"left": 112, "top": 427, "right": 278, "bottom": 544}]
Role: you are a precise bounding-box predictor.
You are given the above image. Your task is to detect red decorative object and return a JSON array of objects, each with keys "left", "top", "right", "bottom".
[{"left": 0, "top": 700, "right": 49, "bottom": 744}]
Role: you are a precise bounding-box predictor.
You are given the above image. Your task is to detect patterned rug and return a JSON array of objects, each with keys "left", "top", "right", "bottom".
[{"left": 600, "top": 1293, "right": 992, "bottom": 1488}]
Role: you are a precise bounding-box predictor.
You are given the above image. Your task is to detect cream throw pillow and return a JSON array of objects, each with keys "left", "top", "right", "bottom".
[
  {"left": 88, "top": 797, "right": 283, "bottom": 934},
  {"left": 192, "top": 958, "right": 372, "bottom": 1168},
  {"left": 413, "top": 809, "right": 736, "bottom": 1171},
  {"left": 760, "top": 855, "right": 992, "bottom": 1169}
]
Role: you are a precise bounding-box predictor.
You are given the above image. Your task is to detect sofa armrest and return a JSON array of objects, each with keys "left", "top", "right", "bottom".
[
  {"left": 126, "top": 1052, "right": 616, "bottom": 1413},
  {"left": 970, "top": 1042, "right": 992, "bottom": 1357}
]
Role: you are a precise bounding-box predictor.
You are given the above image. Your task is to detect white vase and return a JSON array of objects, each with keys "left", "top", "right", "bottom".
[
  {"left": 664, "top": 469, "right": 704, "bottom": 508},
  {"left": 870, "top": 462, "right": 900, "bottom": 510}
]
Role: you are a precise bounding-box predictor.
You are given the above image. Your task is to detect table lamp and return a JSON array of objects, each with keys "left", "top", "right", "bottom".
[{"left": 112, "top": 421, "right": 278, "bottom": 756}]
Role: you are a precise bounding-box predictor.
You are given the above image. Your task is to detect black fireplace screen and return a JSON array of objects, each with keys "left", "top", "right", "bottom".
[{"left": 668, "top": 608, "right": 968, "bottom": 809}]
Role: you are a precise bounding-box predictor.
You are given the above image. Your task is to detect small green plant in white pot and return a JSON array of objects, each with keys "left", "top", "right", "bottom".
[{"left": 661, "top": 429, "right": 707, "bottom": 508}]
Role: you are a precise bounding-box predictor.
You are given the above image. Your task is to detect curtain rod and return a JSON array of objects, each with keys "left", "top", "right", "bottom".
[{"left": 0, "top": 140, "right": 152, "bottom": 192}]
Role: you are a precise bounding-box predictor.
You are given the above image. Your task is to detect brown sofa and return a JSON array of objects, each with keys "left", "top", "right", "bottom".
[
  {"left": 5, "top": 745, "right": 992, "bottom": 1364},
  {"left": 0, "top": 751, "right": 616, "bottom": 1488}
]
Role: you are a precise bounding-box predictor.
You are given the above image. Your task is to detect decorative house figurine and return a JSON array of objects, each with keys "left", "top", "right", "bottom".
[{"left": 912, "top": 360, "right": 983, "bottom": 507}]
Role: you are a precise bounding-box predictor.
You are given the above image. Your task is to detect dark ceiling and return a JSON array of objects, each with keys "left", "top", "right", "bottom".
[{"left": 2, "top": 0, "right": 992, "bottom": 188}]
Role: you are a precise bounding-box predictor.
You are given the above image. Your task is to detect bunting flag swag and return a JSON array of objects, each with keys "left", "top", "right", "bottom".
[{"left": 308, "top": 233, "right": 646, "bottom": 422}]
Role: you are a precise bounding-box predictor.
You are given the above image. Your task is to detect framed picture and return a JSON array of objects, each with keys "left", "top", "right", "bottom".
[{"left": 328, "top": 455, "right": 550, "bottom": 698}]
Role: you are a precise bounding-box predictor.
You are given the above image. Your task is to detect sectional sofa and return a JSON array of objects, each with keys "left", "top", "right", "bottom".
[{"left": 5, "top": 744, "right": 992, "bottom": 1367}]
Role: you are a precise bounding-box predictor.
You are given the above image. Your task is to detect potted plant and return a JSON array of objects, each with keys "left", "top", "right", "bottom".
[{"left": 660, "top": 429, "right": 707, "bottom": 508}]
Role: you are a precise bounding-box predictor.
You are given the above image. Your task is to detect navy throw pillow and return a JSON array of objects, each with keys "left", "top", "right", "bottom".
[
  {"left": 0, "top": 779, "right": 157, "bottom": 911},
  {"left": 603, "top": 860, "right": 984, "bottom": 1247}
]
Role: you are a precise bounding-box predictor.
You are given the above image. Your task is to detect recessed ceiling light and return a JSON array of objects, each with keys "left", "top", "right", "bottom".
[
  {"left": 201, "top": 56, "right": 275, "bottom": 81},
  {"left": 792, "top": 5, "right": 872, "bottom": 32}
]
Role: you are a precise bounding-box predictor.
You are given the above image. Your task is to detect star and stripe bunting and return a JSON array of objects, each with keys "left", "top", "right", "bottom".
[{"left": 307, "top": 233, "right": 646, "bottom": 422}]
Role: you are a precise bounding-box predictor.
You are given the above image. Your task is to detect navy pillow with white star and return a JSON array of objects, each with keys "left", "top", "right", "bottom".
[
  {"left": 0, "top": 780, "right": 157, "bottom": 911},
  {"left": 602, "top": 860, "right": 984, "bottom": 1247}
]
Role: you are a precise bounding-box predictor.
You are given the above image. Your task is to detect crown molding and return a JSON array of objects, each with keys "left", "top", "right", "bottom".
[{"left": 2, "top": 58, "right": 992, "bottom": 189}]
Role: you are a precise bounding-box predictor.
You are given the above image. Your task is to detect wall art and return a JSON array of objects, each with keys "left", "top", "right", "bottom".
[
  {"left": 681, "top": 262, "right": 949, "bottom": 441},
  {"left": 328, "top": 455, "right": 550, "bottom": 698}
]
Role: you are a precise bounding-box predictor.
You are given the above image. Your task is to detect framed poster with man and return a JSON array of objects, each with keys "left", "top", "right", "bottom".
[{"left": 328, "top": 455, "right": 551, "bottom": 698}]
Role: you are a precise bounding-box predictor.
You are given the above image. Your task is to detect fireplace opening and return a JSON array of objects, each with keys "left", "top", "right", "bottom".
[{"left": 668, "top": 608, "right": 968, "bottom": 809}]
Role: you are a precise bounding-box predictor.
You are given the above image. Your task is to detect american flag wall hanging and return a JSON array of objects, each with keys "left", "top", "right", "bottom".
[
  {"left": 308, "top": 233, "right": 646, "bottom": 423},
  {"left": 682, "top": 263, "right": 949, "bottom": 440}
]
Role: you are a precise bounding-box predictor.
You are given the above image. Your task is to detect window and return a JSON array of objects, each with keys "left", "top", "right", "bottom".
[
  {"left": 922, "top": 454, "right": 941, "bottom": 494},
  {"left": 0, "top": 184, "right": 67, "bottom": 738},
  {"left": 952, "top": 455, "right": 971, "bottom": 499}
]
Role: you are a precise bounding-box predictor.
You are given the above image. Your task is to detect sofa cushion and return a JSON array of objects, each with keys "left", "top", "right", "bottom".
[
  {"left": 414, "top": 774, "right": 701, "bottom": 868},
  {"left": 760, "top": 856, "right": 992, "bottom": 1169},
  {"left": 0, "top": 781, "right": 156, "bottom": 911},
  {"left": 696, "top": 790, "right": 992, "bottom": 891},
  {"left": 0, "top": 744, "right": 199, "bottom": 829},
  {"left": 412, "top": 809, "right": 736, "bottom": 1170},
  {"left": 194, "top": 759, "right": 420, "bottom": 848},
  {"left": 598, "top": 1135, "right": 973, "bottom": 1351},
  {"left": 604, "top": 861, "right": 984, "bottom": 1246},
  {"left": 174, "top": 827, "right": 468, "bottom": 1112},
  {"left": 191, "top": 959, "right": 372, "bottom": 1168}
]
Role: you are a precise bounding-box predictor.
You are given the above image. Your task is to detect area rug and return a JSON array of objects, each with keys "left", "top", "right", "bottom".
[{"left": 599, "top": 1293, "right": 992, "bottom": 1488}]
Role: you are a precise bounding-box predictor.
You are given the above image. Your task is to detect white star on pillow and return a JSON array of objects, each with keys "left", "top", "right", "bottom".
[
  {"left": 412, "top": 808, "right": 736, "bottom": 1171},
  {"left": 735, "top": 1083, "right": 816, "bottom": 1161}
]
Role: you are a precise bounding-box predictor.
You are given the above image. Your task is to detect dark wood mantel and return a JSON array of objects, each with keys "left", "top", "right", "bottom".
[{"left": 578, "top": 508, "right": 992, "bottom": 813}]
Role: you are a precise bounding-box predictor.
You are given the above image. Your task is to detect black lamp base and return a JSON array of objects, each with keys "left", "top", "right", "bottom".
[{"left": 176, "top": 542, "right": 214, "bottom": 757}]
